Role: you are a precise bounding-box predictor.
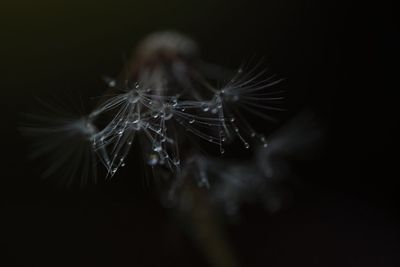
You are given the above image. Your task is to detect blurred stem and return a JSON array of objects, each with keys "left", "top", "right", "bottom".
[{"left": 181, "top": 183, "right": 238, "bottom": 267}]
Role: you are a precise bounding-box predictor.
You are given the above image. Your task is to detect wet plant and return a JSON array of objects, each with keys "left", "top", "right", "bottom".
[{"left": 21, "top": 31, "right": 283, "bottom": 190}]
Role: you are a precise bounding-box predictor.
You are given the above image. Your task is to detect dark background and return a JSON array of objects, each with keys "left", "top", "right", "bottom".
[{"left": 1, "top": 0, "right": 399, "bottom": 266}]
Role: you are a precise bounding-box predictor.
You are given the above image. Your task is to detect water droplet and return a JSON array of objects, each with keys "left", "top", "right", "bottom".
[
  {"left": 172, "top": 158, "right": 180, "bottom": 166},
  {"left": 147, "top": 153, "right": 159, "bottom": 166},
  {"left": 189, "top": 118, "right": 195, "bottom": 124},
  {"left": 220, "top": 148, "right": 225, "bottom": 154},
  {"left": 201, "top": 104, "right": 210, "bottom": 112},
  {"left": 130, "top": 115, "right": 141, "bottom": 130},
  {"left": 160, "top": 150, "right": 169, "bottom": 159},
  {"left": 121, "top": 163, "right": 126, "bottom": 167},
  {"left": 162, "top": 105, "right": 173, "bottom": 120},
  {"left": 151, "top": 111, "right": 159, "bottom": 119},
  {"left": 129, "top": 113, "right": 140, "bottom": 124},
  {"left": 153, "top": 143, "right": 162, "bottom": 152},
  {"left": 171, "top": 97, "right": 178, "bottom": 107},
  {"left": 244, "top": 142, "right": 250, "bottom": 149}
]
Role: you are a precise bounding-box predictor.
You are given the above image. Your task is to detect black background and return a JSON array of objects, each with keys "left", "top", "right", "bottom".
[{"left": 1, "top": 0, "right": 399, "bottom": 266}]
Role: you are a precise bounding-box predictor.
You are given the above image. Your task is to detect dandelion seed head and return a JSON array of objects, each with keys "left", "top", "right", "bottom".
[{"left": 24, "top": 31, "right": 284, "bottom": 189}]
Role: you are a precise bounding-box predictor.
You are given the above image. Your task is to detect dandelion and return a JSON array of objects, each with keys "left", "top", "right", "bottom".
[{"left": 22, "top": 31, "right": 283, "bottom": 187}]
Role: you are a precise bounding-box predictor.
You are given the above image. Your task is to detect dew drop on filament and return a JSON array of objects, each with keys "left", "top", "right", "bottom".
[
  {"left": 172, "top": 158, "right": 180, "bottom": 166},
  {"left": 147, "top": 153, "right": 159, "bottom": 166},
  {"left": 201, "top": 103, "right": 210, "bottom": 112},
  {"left": 162, "top": 105, "right": 173, "bottom": 120},
  {"left": 153, "top": 142, "right": 162, "bottom": 152}
]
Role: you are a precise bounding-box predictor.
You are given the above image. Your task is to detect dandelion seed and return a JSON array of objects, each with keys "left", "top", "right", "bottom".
[{"left": 23, "top": 31, "right": 283, "bottom": 187}]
